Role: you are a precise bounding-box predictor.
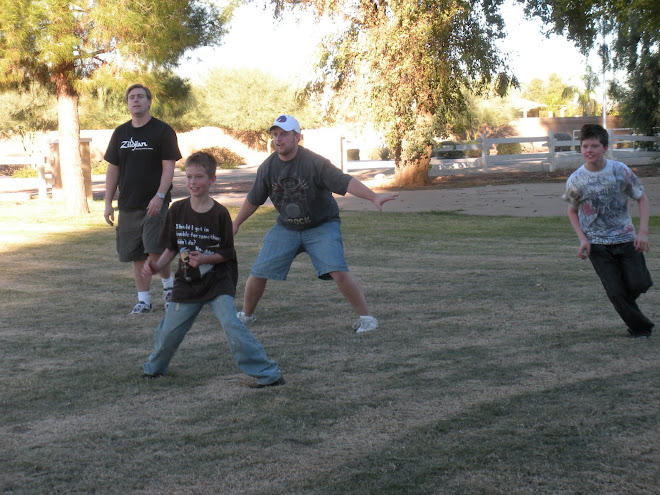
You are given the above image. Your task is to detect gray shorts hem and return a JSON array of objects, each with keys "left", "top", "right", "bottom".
[{"left": 249, "top": 270, "right": 287, "bottom": 281}]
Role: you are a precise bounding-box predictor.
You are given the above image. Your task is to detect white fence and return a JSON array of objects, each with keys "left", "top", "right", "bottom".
[{"left": 433, "top": 130, "right": 660, "bottom": 173}]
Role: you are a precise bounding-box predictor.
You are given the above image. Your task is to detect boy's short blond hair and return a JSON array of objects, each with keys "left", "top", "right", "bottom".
[{"left": 185, "top": 151, "right": 218, "bottom": 178}]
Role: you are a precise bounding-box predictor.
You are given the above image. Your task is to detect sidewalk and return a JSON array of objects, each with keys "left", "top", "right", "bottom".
[{"left": 2, "top": 165, "right": 659, "bottom": 217}]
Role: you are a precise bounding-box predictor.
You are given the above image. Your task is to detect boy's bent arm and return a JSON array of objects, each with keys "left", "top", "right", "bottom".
[
  {"left": 187, "top": 251, "right": 226, "bottom": 268},
  {"left": 232, "top": 199, "right": 259, "bottom": 235},
  {"left": 635, "top": 193, "right": 650, "bottom": 252},
  {"left": 144, "top": 248, "right": 177, "bottom": 276},
  {"left": 568, "top": 205, "right": 591, "bottom": 259}
]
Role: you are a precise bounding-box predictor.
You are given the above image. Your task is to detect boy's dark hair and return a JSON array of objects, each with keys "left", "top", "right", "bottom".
[
  {"left": 125, "top": 84, "right": 152, "bottom": 102},
  {"left": 580, "top": 124, "right": 609, "bottom": 147},
  {"left": 185, "top": 151, "right": 218, "bottom": 178}
]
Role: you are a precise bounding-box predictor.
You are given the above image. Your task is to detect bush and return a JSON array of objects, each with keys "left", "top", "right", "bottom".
[
  {"left": 10, "top": 166, "right": 38, "bottom": 178},
  {"left": 91, "top": 159, "right": 107, "bottom": 175},
  {"left": 365, "top": 147, "right": 390, "bottom": 160},
  {"left": 554, "top": 132, "right": 573, "bottom": 152},
  {"left": 346, "top": 149, "right": 360, "bottom": 161},
  {"left": 496, "top": 142, "right": 522, "bottom": 155},
  {"left": 197, "top": 147, "right": 244, "bottom": 169},
  {"left": 615, "top": 140, "right": 634, "bottom": 149},
  {"left": 462, "top": 140, "right": 482, "bottom": 158},
  {"left": 434, "top": 141, "right": 465, "bottom": 159}
]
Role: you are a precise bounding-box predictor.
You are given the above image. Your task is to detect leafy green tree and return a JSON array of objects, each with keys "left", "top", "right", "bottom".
[
  {"left": 522, "top": 0, "right": 659, "bottom": 131},
  {"left": 610, "top": 52, "right": 660, "bottom": 136},
  {"left": 451, "top": 93, "right": 517, "bottom": 140},
  {"left": 80, "top": 71, "right": 197, "bottom": 131},
  {"left": 194, "top": 68, "right": 321, "bottom": 151},
  {"left": 276, "top": 0, "right": 514, "bottom": 186},
  {"left": 0, "top": 0, "right": 232, "bottom": 215},
  {"left": 562, "top": 66, "right": 600, "bottom": 116},
  {"left": 522, "top": 73, "right": 571, "bottom": 116},
  {"left": 0, "top": 83, "right": 57, "bottom": 156}
]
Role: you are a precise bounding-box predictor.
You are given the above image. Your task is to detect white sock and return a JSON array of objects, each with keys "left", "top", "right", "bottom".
[
  {"left": 161, "top": 277, "right": 174, "bottom": 290},
  {"left": 138, "top": 291, "right": 151, "bottom": 305}
]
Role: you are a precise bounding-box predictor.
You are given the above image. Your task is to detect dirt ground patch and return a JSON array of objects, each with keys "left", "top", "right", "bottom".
[
  {"left": 402, "top": 164, "right": 660, "bottom": 190},
  {"left": 171, "top": 165, "right": 660, "bottom": 198}
]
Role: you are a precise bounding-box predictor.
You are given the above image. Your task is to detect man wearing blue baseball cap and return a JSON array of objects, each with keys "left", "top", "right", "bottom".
[{"left": 232, "top": 114, "right": 399, "bottom": 333}]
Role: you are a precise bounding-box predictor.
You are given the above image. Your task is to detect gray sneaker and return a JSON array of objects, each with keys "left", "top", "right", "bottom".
[
  {"left": 237, "top": 311, "right": 257, "bottom": 325},
  {"left": 352, "top": 316, "right": 379, "bottom": 333},
  {"left": 130, "top": 301, "right": 153, "bottom": 314}
]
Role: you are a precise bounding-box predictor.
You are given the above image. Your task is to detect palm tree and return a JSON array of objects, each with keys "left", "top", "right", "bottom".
[{"left": 562, "top": 66, "right": 600, "bottom": 116}]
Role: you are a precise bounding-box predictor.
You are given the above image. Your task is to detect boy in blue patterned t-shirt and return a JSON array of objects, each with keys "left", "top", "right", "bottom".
[{"left": 564, "top": 124, "right": 654, "bottom": 338}]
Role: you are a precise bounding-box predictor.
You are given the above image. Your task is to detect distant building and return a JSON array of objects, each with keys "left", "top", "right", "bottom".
[{"left": 511, "top": 97, "right": 546, "bottom": 118}]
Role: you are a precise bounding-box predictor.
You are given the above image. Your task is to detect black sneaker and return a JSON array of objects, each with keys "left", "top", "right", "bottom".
[
  {"left": 142, "top": 372, "right": 163, "bottom": 379},
  {"left": 627, "top": 329, "right": 652, "bottom": 339},
  {"left": 252, "top": 377, "right": 285, "bottom": 389}
]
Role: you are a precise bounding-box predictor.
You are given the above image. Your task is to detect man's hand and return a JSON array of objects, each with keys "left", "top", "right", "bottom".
[
  {"left": 634, "top": 232, "right": 650, "bottom": 253},
  {"left": 104, "top": 205, "right": 115, "bottom": 226},
  {"left": 577, "top": 239, "right": 591, "bottom": 260},
  {"left": 232, "top": 221, "right": 240, "bottom": 236},
  {"left": 372, "top": 192, "right": 400, "bottom": 211},
  {"left": 146, "top": 195, "right": 164, "bottom": 217}
]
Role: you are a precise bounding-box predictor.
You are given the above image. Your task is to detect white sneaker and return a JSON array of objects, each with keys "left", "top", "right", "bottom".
[
  {"left": 352, "top": 316, "right": 379, "bottom": 333},
  {"left": 130, "top": 301, "right": 153, "bottom": 314},
  {"left": 163, "top": 288, "right": 172, "bottom": 310},
  {"left": 237, "top": 311, "right": 257, "bottom": 325}
]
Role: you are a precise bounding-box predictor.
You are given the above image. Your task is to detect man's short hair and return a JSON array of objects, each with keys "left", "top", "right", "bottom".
[
  {"left": 580, "top": 124, "right": 608, "bottom": 147},
  {"left": 125, "top": 84, "right": 152, "bottom": 102},
  {"left": 185, "top": 151, "right": 218, "bottom": 178}
]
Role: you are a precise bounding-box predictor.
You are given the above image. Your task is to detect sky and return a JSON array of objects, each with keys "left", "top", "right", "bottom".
[{"left": 178, "top": 0, "right": 607, "bottom": 93}]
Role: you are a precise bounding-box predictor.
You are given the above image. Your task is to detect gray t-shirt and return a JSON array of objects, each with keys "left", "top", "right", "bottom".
[
  {"left": 247, "top": 147, "right": 353, "bottom": 231},
  {"left": 565, "top": 159, "right": 644, "bottom": 244}
]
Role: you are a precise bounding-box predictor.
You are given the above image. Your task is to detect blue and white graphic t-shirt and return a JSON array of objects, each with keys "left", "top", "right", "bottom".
[{"left": 565, "top": 160, "right": 644, "bottom": 244}]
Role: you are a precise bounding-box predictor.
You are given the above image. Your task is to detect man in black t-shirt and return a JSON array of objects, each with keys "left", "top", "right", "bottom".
[
  {"left": 232, "top": 115, "right": 399, "bottom": 334},
  {"left": 104, "top": 84, "right": 182, "bottom": 315}
]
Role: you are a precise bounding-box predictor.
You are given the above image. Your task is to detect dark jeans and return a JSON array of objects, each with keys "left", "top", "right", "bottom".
[{"left": 589, "top": 242, "right": 654, "bottom": 335}]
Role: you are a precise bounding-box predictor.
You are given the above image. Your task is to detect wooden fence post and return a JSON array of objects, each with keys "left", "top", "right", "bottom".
[
  {"left": 606, "top": 129, "right": 614, "bottom": 160},
  {"left": 548, "top": 130, "right": 556, "bottom": 172},
  {"left": 480, "top": 133, "right": 488, "bottom": 172}
]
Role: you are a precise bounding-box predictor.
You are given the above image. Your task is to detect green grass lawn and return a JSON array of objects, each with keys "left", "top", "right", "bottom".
[{"left": 0, "top": 201, "right": 658, "bottom": 494}]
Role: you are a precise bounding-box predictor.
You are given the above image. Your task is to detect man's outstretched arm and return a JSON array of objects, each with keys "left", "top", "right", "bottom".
[{"left": 346, "top": 178, "right": 399, "bottom": 211}]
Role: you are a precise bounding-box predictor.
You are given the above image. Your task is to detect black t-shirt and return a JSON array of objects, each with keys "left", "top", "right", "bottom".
[
  {"left": 160, "top": 198, "right": 238, "bottom": 303},
  {"left": 104, "top": 117, "right": 182, "bottom": 210},
  {"left": 247, "top": 147, "right": 353, "bottom": 231}
]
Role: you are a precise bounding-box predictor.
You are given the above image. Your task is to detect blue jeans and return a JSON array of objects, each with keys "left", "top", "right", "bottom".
[
  {"left": 143, "top": 294, "right": 281, "bottom": 384},
  {"left": 250, "top": 221, "right": 348, "bottom": 281},
  {"left": 589, "top": 242, "right": 654, "bottom": 335}
]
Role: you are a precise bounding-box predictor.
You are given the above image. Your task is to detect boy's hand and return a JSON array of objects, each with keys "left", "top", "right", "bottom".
[
  {"left": 142, "top": 259, "right": 157, "bottom": 277},
  {"left": 188, "top": 251, "right": 203, "bottom": 268},
  {"left": 634, "top": 233, "right": 650, "bottom": 253},
  {"left": 577, "top": 239, "right": 591, "bottom": 259}
]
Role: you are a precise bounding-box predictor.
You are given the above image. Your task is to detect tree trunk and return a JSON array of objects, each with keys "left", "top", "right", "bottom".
[
  {"left": 53, "top": 70, "right": 89, "bottom": 216},
  {"left": 394, "top": 154, "right": 432, "bottom": 186}
]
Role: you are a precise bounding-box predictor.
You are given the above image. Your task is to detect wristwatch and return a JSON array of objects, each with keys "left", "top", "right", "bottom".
[{"left": 156, "top": 192, "right": 165, "bottom": 200}]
